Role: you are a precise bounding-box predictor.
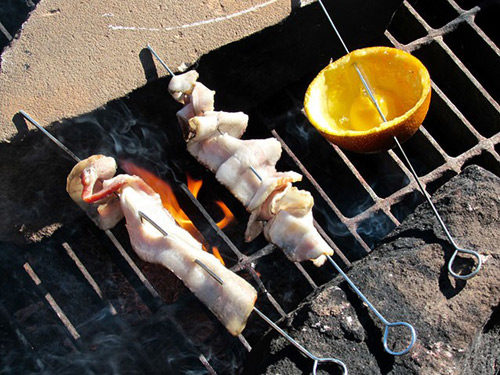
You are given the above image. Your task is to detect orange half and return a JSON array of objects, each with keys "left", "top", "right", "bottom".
[{"left": 304, "top": 47, "right": 431, "bottom": 153}]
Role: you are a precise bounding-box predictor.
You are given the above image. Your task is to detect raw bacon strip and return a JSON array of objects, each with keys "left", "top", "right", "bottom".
[
  {"left": 168, "top": 70, "right": 199, "bottom": 104},
  {"left": 187, "top": 111, "right": 248, "bottom": 142},
  {"left": 245, "top": 183, "right": 292, "bottom": 242},
  {"left": 176, "top": 103, "right": 196, "bottom": 137},
  {"left": 66, "top": 155, "right": 123, "bottom": 229},
  {"left": 262, "top": 188, "right": 332, "bottom": 266},
  {"left": 168, "top": 70, "right": 335, "bottom": 266},
  {"left": 67, "top": 156, "right": 257, "bottom": 336},
  {"left": 191, "top": 82, "right": 215, "bottom": 116},
  {"left": 120, "top": 183, "right": 257, "bottom": 336},
  {"left": 246, "top": 172, "right": 303, "bottom": 212}
]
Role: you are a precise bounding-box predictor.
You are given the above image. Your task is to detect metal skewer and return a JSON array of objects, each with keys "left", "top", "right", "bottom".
[
  {"left": 149, "top": 44, "right": 416, "bottom": 356},
  {"left": 21, "top": 109, "right": 347, "bottom": 374},
  {"left": 147, "top": 45, "right": 265, "bottom": 183},
  {"left": 137, "top": 210, "right": 348, "bottom": 375},
  {"left": 326, "top": 254, "right": 415, "bottom": 355},
  {"left": 310, "top": 3, "right": 419, "bottom": 348},
  {"left": 19, "top": 110, "right": 226, "bottom": 372},
  {"left": 147, "top": 44, "right": 175, "bottom": 77},
  {"left": 252, "top": 307, "right": 348, "bottom": 375},
  {"left": 318, "top": 0, "right": 482, "bottom": 280},
  {"left": 20, "top": 110, "right": 81, "bottom": 163},
  {"left": 19, "top": 111, "right": 163, "bottom": 300}
]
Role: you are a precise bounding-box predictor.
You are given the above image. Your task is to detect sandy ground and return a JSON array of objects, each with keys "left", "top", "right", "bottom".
[{"left": 0, "top": 0, "right": 294, "bottom": 141}]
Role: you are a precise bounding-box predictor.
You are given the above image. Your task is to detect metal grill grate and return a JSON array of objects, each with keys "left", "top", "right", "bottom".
[
  {"left": 1, "top": 0, "right": 498, "bottom": 373},
  {"left": 243, "top": 0, "right": 500, "bottom": 268}
]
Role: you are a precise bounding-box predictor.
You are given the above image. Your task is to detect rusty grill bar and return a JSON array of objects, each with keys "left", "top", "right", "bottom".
[{"left": 1, "top": 0, "right": 498, "bottom": 373}]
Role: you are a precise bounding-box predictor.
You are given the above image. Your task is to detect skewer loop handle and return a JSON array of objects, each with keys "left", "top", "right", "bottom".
[
  {"left": 448, "top": 247, "right": 482, "bottom": 280},
  {"left": 382, "top": 321, "right": 416, "bottom": 356},
  {"left": 312, "top": 357, "right": 348, "bottom": 375}
]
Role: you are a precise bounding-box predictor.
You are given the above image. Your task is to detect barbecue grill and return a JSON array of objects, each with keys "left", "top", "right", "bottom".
[{"left": 1, "top": 0, "right": 498, "bottom": 374}]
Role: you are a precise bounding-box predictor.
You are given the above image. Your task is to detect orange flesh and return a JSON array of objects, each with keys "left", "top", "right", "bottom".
[
  {"left": 348, "top": 90, "right": 391, "bottom": 131},
  {"left": 304, "top": 47, "right": 431, "bottom": 153},
  {"left": 309, "top": 49, "right": 425, "bottom": 135}
]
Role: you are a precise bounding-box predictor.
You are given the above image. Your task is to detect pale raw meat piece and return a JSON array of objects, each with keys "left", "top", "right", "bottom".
[
  {"left": 187, "top": 133, "right": 300, "bottom": 208},
  {"left": 186, "top": 111, "right": 248, "bottom": 142},
  {"left": 212, "top": 111, "right": 248, "bottom": 139},
  {"left": 119, "top": 181, "right": 257, "bottom": 336},
  {"left": 246, "top": 172, "right": 302, "bottom": 212},
  {"left": 66, "top": 155, "right": 123, "bottom": 229},
  {"left": 245, "top": 183, "right": 292, "bottom": 242},
  {"left": 176, "top": 103, "right": 196, "bottom": 136},
  {"left": 191, "top": 82, "right": 215, "bottom": 116},
  {"left": 263, "top": 188, "right": 333, "bottom": 266},
  {"left": 214, "top": 137, "right": 300, "bottom": 207},
  {"left": 168, "top": 70, "right": 199, "bottom": 104},
  {"left": 264, "top": 210, "right": 331, "bottom": 266}
]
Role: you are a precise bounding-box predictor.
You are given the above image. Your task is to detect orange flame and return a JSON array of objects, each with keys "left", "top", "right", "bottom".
[
  {"left": 186, "top": 176, "right": 234, "bottom": 232},
  {"left": 121, "top": 161, "right": 233, "bottom": 265},
  {"left": 214, "top": 201, "right": 234, "bottom": 229}
]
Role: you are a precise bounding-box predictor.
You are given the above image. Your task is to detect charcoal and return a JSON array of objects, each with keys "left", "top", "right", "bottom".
[{"left": 246, "top": 165, "right": 500, "bottom": 375}]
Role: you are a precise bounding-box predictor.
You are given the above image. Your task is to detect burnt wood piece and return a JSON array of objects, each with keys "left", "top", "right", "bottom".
[{"left": 246, "top": 165, "right": 500, "bottom": 375}]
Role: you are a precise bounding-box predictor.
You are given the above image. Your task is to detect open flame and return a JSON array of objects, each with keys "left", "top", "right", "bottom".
[{"left": 120, "top": 161, "right": 233, "bottom": 265}]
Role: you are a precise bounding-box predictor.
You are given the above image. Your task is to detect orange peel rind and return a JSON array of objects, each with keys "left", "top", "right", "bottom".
[{"left": 304, "top": 47, "right": 431, "bottom": 153}]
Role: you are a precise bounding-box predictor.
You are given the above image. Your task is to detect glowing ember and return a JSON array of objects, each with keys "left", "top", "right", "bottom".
[{"left": 121, "top": 161, "right": 233, "bottom": 265}]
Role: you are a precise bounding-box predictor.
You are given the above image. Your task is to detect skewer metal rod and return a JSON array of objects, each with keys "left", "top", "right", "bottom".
[
  {"left": 138, "top": 211, "right": 225, "bottom": 285},
  {"left": 146, "top": 44, "right": 399, "bottom": 361},
  {"left": 147, "top": 44, "right": 176, "bottom": 77},
  {"left": 139, "top": 211, "right": 169, "bottom": 237},
  {"left": 19, "top": 110, "right": 81, "bottom": 163},
  {"left": 253, "top": 307, "right": 347, "bottom": 374},
  {"left": 249, "top": 165, "right": 263, "bottom": 181},
  {"left": 139, "top": 201, "right": 346, "bottom": 372},
  {"left": 0, "top": 21, "right": 13, "bottom": 41},
  {"left": 194, "top": 259, "right": 224, "bottom": 285},
  {"left": 326, "top": 255, "right": 416, "bottom": 356},
  {"left": 146, "top": 47, "right": 341, "bottom": 368},
  {"left": 317, "top": 0, "right": 350, "bottom": 55},
  {"left": 19, "top": 111, "right": 162, "bottom": 299},
  {"left": 147, "top": 46, "right": 265, "bottom": 184},
  {"left": 317, "top": 0, "right": 481, "bottom": 281},
  {"left": 392, "top": 137, "right": 482, "bottom": 280}
]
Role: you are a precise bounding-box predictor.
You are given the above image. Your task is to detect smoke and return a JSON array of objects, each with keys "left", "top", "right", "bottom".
[
  {"left": 69, "top": 102, "right": 163, "bottom": 160},
  {"left": 283, "top": 108, "right": 316, "bottom": 144},
  {"left": 58, "top": 97, "right": 189, "bottom": 184},
  {"left": 0, "top": 299, "right": 233, "bottom": 375},
  {"left": 356, "top": 210, "right": 397, "bottom": 249},
  {"left": 1, "top": 221, "right": 246, "bottom": 375}
]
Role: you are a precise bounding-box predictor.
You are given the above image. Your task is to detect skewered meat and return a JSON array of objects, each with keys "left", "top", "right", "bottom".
[
  {"left": 66, "top": 156, "right": 257, "bottom": 336},
  {"left": 245, "top": 186, "right": 331, "bottom": 265},
  {"left": 263, "top": 188, "right": 331, "bottom": 266},
  {"left": 175, "top": 83, "right": 216, "bottom": 137},
  {"left": 66, "top": 155, "right": 123, "bottom": 229},
  {"left": 168, "top": 70, "right": 199, "bottom": 104},
  {"left": 186, "top": 111, "right": 248, "bottom": 142},
  {"left": 169, "top": 70, "right": 335, "bottom": 266},
  {"left": 176, "top": 103, "right": 196, "bottom": 135},
  {"left": 191, "top": 82, "right": 215, "bottom": 115},
  {"left": 120, "top": 181, "right": 257, "bottom": 336},
  {"left": 245, "top": 182, "right": 292, "bottom": 242},
  {"left": 186, "top": 127, "right": 302, "bottom": 208}
]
